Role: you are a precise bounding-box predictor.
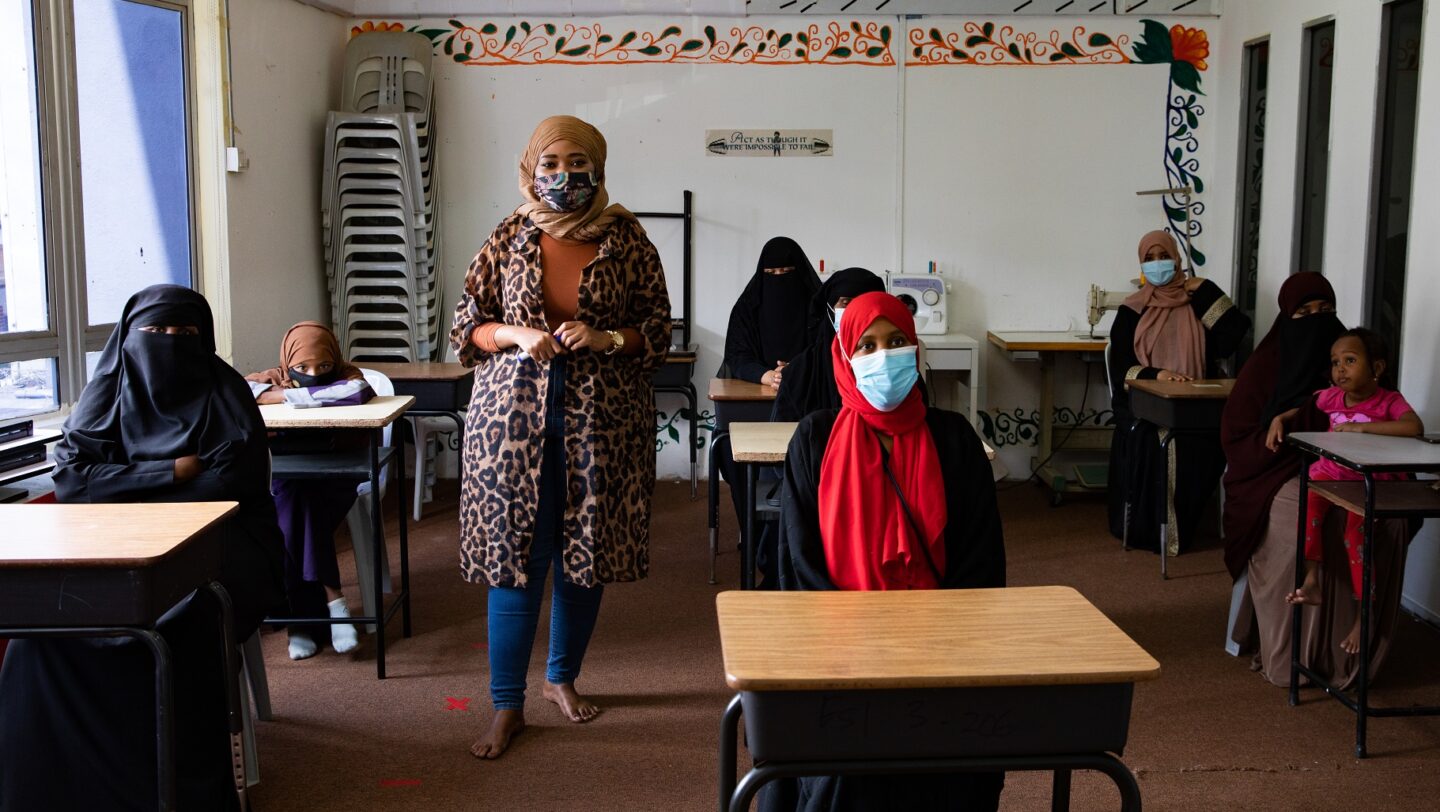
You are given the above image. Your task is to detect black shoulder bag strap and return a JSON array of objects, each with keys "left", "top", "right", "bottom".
[{"left": 880, "top": 450, "right": 945, "bottom": 586}]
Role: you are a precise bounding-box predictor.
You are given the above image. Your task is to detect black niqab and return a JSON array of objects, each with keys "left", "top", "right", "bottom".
[
  {"left": 1259, "top": 310, "right": 1346, "bottom": 425},
  {"left": 722, "top": 237, "right": 821, "bottom": 381},
  {"left": 57, "top": 284, "right": 256, "bottom": 474}
]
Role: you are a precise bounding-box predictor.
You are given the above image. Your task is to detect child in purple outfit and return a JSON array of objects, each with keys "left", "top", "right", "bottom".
[{"left": 1267, "top": 327, "right": 1423, "bottom": 654}]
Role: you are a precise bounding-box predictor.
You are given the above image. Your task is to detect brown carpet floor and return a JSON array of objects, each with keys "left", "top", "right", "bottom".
[{"left": 247, "top": 481, "right": 1440, "bottom": 811}]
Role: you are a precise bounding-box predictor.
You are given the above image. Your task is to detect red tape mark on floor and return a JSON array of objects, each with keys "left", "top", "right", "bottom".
[{"left": 445, "top": 696, "right": 471, "bottom": 711}]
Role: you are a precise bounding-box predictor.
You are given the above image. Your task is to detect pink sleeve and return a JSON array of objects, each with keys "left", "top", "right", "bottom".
[{"left": 1383, "top": 390, "right": 1415, "bottom": 421}]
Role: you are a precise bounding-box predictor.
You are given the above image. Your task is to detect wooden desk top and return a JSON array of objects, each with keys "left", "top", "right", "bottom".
[
  {"left": 987, "top": 331, "right": 1109, "bottom": 353},
  {"left": 260, "top": 395, "right": 414, "bottom": 429},
  {"left": 1126, "top": 379, "right": 1235, "bottom": 399},
  {"left": 709, "top": 378, "right": 778, "bottom": 402},
  {"left": 730, "top": 422, "right": 798, "bottom": 463},
  {"left": 729, "top": 421, "right": 996, "bottom": 463},
  {"left": 1288, "top": 432, "right": 1440, "bottom": 472},
  {"left": 0, "top": 502, "right": 238, "bottom": 567},
  {"left": 361, "top": 362, "right": 471, "bottom": 381},
  {"left": 717, "top": 586, "right": 1161, "bottom": 691}
]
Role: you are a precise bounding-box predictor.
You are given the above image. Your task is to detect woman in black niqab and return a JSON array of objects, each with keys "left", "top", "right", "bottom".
[
  {"left": 772, "top": 267, "right": 888, "bottom": 421},
  {"left": 0, "top": 285, "right": 285, "bottom": 811},
  {"left": 722, "top": 236, "right": 822, "bottom": 383}
]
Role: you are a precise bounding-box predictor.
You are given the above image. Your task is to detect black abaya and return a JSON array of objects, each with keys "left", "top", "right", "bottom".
[
  {"left": 721, "top": 236, "right": 821, "bottom": 383},
  {"left": 1105, "top": 279, "right": 1250, "bottom": 555},
  {"left": 766, "top": 406, "right": 1006, "bottom": 811},
  {"left": 0, "top": 285, "right": 284, "bottom": 811},
  {"left": 771, "top": 268, "right": 887, "bottom": 423}
]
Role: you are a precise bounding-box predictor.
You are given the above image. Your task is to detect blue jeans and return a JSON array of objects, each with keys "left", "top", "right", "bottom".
[{"left": 488, "top": 356, "right": 604, "bottom": 710}]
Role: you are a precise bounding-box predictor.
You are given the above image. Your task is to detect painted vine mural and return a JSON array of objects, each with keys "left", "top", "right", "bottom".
[{"left": 351, "top": 16, "right": 1210, "bottom": 449}]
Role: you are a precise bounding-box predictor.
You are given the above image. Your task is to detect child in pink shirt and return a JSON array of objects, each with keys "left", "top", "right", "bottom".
[{"left": 1268, "top": 327, "right": 1424, "bottom": 654}]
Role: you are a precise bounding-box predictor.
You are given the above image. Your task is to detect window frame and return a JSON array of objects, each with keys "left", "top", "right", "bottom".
[
  {"left": 1291, "top": 17, "right": 1336, "bottom": 276},
  {"left": 0, "top": 0, "right": 199, "bottom": 418}
]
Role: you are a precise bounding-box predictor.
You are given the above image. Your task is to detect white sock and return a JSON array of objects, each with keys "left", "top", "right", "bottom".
[
  {"left": 328, "top": 597, "right": 359, "bottom": 654},
  {"left": 288, "top": 631, "right": 318, "bottom": 661}
]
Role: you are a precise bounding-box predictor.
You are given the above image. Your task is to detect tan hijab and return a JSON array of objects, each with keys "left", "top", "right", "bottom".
[
  {"left": 1123, "top": 230, "right": 1206, "bottom": 379},
  {"left": 245, "top": 321, "right": 363, "bottom": 388},
  {"left": 514, "top": 115, "right": 639, "bottom": 243}
]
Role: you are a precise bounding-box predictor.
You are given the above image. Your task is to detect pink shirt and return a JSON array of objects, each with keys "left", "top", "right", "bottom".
[{"left": 1309, "top": 386, "right": 1415, "bottom": 481}]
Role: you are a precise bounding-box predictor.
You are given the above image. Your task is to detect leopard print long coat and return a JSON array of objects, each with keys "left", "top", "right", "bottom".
[{"left": 450, "top": 214, "right": 671, "bottom": 588}]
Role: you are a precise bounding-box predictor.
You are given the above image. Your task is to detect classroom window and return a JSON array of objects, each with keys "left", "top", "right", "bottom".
[
  {"left": 1233, "top": 39, "right": 1268, "bottom": 361},
  {"left": 1368, "top": 0, "right": 1422, "bottom": 372},
  {"left": 1295, "top": 21, "right": 1334, "bottom": 276},
  {"left": 0, "top": 0, "right": 195, "bottom": 420}
]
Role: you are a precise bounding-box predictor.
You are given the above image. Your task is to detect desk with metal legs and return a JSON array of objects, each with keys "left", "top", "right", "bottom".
[
  {"left": 1124, "top": 378, "right": 1234, "bottom": 579},
  {"left": 261, "top": 395, "right": 414, "bottom": 679},
  {"left": 1285, "top": 432, "right": 1440, "bottom": 758},
  {"left": 716, "top": 587, "right": 1161, "bottom": 812},
  {"left": 729, "top": 421, "right": 797, "bottom": 591},
  {"left": 0, "top": 502, "right": 242, "bottom": 812},
  {"left": 707, "top": 379, "right": 777, "bottom": 585}
]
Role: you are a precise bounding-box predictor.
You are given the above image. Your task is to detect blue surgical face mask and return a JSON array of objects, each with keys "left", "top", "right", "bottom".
[
  {"left": 850, "top": 346, "right": 919, "bottom": 412},
  {"left": 830, "top": 306, "right": 845, "bottom": 333},
  {"left": 1141, "top": 259, "right": 1176, "bottom": 286}
]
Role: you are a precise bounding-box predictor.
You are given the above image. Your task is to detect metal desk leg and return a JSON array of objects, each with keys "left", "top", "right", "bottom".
[
  {"left": 206, "top": 583, "right": 246, "bottom": 806},
  {"left": 1052, "top": 769, "right": 1072, "bottom": 811},
  {"left": 370, "top": 428, "right": 386, "bottom": 680},
  {"left": 718, "top": 694, "right": 743, "bottom": 812},
  {"left": 743, "top": 463, "right": 757, "bottom": 590},
  {"left": 708, "top": 432, "right": 728, "bottom": 585},
  {"left": 134, "top": 629, "right": 176, "bottom": 811},
  {"left": 1356, "top": 475, "right": 1376, "bottom": 758},
  {"left": 396, "top": 419, "right": 412, "bottom": 638},
  {"left": 1157, "top": 430, "right": 1177, "bottom": 580},
  {"left": 1289, "top": 458, "right": 1310, "bottom": 707}
]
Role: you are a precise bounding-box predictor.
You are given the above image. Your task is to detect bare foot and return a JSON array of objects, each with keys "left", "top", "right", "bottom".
[
  {"left": 543, "top": 681, "right": 601, "bottom": 723},
  {"left": 1285, "top": 567, "right": 1323, "bottom": 606},
  {"left": 1341, "top": 619, "right": 1362, "bottom": 655},
  {"left": 470, "top": 709, "right": 525, "bottom": 759}
]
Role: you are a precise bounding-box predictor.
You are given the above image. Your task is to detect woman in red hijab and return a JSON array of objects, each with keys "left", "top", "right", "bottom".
[{"left": 769, "top": 291, "right": 1005, "bottom": 811}]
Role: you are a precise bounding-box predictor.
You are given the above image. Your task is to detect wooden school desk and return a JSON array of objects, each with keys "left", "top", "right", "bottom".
[
  {"left": 716, "top": 587, "right": 1161, "bottom": 812},
  {"left": 987, "top": 331, "right": 1110, "bottom": 504},
  {"left": 707, "top": 378, "right": 778, "bottom": 584},
  {"left": 1123, "top": 378, "right": 1235, "bottom": 579},
  {"left": 729, "top": 421, "right": 797, "bottom": 590},
  {"left": 1285, "top": 432, "right": 1440, "bottom": 758},
  {"left": 0, "top": 501, "right": 242, "bottom": 812},
  {"left": 362, "top": 361, "right": 472, "bottom": 434},
  {"left": 260, "top": 394, "right": 414, "bottom": 679},
  {"left": 655, "top": 346, "right": 700, "bottom": 497}
]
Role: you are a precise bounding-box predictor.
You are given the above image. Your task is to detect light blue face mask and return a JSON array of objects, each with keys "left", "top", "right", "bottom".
[
  {"left": 830, "top": 306, "right": 845, "bottom": 333},
  {"left": 1141, "top": 259, "right": 1177, "bottom": 286},
  {"left": 850, "top": 346, "right": 919, "bottom": 412}
]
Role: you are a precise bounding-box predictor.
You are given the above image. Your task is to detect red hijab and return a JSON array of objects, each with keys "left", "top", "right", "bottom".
[{"left": 818, "top": 292, "right": 947, "bottom": 590}]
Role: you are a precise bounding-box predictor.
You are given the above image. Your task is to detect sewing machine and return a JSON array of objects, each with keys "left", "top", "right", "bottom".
[{"left": 1087, "top": 284, "right": 1132, "bottom": 338}]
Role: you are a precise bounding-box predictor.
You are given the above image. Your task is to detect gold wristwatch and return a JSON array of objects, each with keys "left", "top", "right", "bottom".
[{"left": 605, "top": 329, "right": 625, "bottom": 355}]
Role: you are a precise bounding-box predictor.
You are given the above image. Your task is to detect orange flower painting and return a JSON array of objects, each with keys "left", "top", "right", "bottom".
[
  {"left": 351, "top": 21, "right": 405, "bottom": 39},
  {"left": 1169, "top": 25, "right": 1209, "bottom": 70}
]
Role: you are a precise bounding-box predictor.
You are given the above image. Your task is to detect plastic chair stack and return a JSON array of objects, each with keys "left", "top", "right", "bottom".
[{"left": 322, "top": 32, "right": 442, "bottom": 363}]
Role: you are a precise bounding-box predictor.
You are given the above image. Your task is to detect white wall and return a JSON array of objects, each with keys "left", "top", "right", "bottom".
[
  {"left": 1215, "top": 1, "right": 1440, "bottom": 621},
  {"left": 225, "top": 0, "right": 348, "bottom": 373},
  {"left": 406, "top": 12, "right": 1221, "bottom": 476}
]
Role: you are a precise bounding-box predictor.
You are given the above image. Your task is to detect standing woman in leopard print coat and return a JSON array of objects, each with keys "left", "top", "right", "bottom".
[{"left": 450, "top": 115, "right": 671, "bottom": 759}]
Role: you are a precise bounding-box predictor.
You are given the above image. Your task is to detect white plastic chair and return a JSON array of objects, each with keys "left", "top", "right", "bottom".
[{"left": 347, "top": 368, "right": 396, "bottom": 631}]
